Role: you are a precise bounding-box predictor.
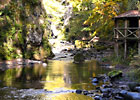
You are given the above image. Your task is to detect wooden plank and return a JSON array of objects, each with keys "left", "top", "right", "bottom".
[
  {"left": 124, "top": 19, "right": 128, "bottom": 59},
  {"left": 114, "top": 37, "right": 139, "bottom": 40},
  {"left": 114, "top": 19, "right": 119, "bottom": 57},
  {"left": 127, "top": 29, "right": 139, "bottom": 38},
  {"left": 114, "top": 28, "right": 139, "bottom": 38},
  {"left": 114, "top": 27, "right": 140, "bottom": 30},
  {"left": 115, "top": 29, "right": 125, "bottom": 37}
]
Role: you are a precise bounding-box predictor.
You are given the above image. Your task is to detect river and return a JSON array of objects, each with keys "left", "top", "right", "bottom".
[{"left": 0, "top": 60, "right": 110, "bottom": 100}]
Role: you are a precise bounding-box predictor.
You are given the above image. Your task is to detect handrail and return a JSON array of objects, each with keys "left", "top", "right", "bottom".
[
  {"left": 114, "top": 27, "right": 140, "bottom": 30},
  {"left": 114, "top": 27, "right": 140, "bottom": 39}
]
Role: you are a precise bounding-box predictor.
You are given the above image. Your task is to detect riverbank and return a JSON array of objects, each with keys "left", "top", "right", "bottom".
[
  {"left": 0, "top": 58, "right": 47, "bottom": 71},
  {"left": 71, "top": 63, "right": 140, "bottom": 100}
]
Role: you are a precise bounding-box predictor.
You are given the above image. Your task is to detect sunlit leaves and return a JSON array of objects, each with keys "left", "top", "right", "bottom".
[{"left": 83, "top": 0, "right": 120, "bottom": 37}]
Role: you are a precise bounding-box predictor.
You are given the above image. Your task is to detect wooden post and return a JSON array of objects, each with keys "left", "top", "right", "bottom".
[
  {"left": 138, "top": 18, "right": 140, "bottom": 55},
  {"left": 124, "top": 19, "right": 128, "bottom": 59},
  {"left": 114, "top": 19, "right": 119, "bottom": 57}
]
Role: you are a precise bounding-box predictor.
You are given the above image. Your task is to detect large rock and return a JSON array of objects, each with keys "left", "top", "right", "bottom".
[
  {"left": 108, "top": 70, "right": 122, "bottom": 81},
  {"left": 120, "top": 90, "right": 140, "bottom": 100},
  {"left": 73, "top": 53, "right": 85, "bottom": 63}
]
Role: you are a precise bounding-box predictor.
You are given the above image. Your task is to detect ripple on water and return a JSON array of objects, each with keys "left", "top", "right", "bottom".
[{"left": 0, "top": 87, "right": 94, "bottom": 100}]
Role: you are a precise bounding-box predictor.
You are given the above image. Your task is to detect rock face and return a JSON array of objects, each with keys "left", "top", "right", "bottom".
[{"left": 0, "top": 0, "right": 53, "bottom": 60}]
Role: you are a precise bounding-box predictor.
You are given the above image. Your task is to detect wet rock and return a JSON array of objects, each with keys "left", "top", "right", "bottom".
[
  {"left": 88, "top": 90, "right": 97, "bottom": 94},
  {"left": 119, "top": 90, "right": 140, "bottom": 100},
  {"left": 100, "top": 88, "right": 113, "bottom": 93},
  {"left": 92, "top": 77, "right": 99, "bottom": 83},
  {"left": 114, "top": 96, "right": 124, "bottom": 100},
  {"left": 94, "top": 95, "right": 103, "bottom": 100},
  {"left": 134, "top": 86, "right": 140, "bottom": 92},
  {"left": 98, "top": 74, "right": 110, "bottom": 83},
  {"left": 102, "top": 93, "right": 110, "bottom": 98},
  {"left": 119, "top": 85, "right": 129, "bottom": 90},
  {"left": 83, "top": 91, "right": 89, "bottom": 95},
  {"left": 92, "top": 83, "right": 98, "bottom": 86},
  {"left": 102, "top": 84, "right": 112, "bottom": 88},
  {"left": 96, "top": 87, "right": 100, "bottom": 90},
  {"left": 76, "top": 90, "right": 82, "bottom": 94}
]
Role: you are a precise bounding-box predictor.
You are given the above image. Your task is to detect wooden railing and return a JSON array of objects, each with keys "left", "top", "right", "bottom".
[{"left": 114, "top": 27, "right": 140, "bottom": 39}]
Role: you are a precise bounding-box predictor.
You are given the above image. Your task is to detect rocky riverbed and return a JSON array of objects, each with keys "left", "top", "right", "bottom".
[
  {"left": 75, "top": 73, "right": 140, "bottom": 100},
  {"left": 0, "top": 40, "right": 139, "bottom": 100}
]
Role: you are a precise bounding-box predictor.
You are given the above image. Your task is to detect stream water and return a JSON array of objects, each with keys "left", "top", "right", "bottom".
[{"left": 0, "top": 60, "right": 110, "bottom": 100}]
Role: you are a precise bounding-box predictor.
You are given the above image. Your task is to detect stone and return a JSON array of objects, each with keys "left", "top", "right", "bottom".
[
  {"left": 76, "top": 90, "right": 82, "bottom": 94},
  {"left": 96, "top": 87, "right": 100, "bottom": 90},
  {"left": 119, "top": 85, "right": 129, "bottom": 90},
  {"left": 108, "top": 70, "right": 122, "bottom": 81},
  {"left": 73, "top": 53, "right": 85, "bottom": 63},
  {"left": 94, "top": 96, "right": 103, "bottom": 100},
  {"left": 83, "top": 91, "right": 89, "bottom": 95},
  {"left": 100, "top": 88, "right": 113, "bottom": 93},
  {"left": 120, "top": 90, "right": 140, "bottom": 100},
  {"left": 102, "top": 93, "right": 110, "bottom": 98},
  {"left": 102, "top": 84, "right": 112, "bottom": 88},
  {"left": 114, "top": 96, "right": 124, "bottom": 100},
  {"left": 92, "top": 77, "right": 99, "bottom": 83}
]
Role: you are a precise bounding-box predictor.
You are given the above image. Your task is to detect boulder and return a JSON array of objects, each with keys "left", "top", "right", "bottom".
[
  {"left": 108, "top": 70, "right": 122, "bottom": 81},
  {"left": 120, "top": 90, "right": 140, "bottom": 100},
  {"left": 73, "top": 53, "right": 85, "bottom": 63},
  {"left": 76, "top": 90, "right": 82, "bottom": 94}
]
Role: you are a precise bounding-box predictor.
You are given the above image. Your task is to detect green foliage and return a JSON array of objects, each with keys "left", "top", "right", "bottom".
[
  {"left": 127, "top": 68, "right": 140, "bottom": 82},
  {"left": 129, "top": 55, "right": 140, "bottom": 67},
  {"left": 0, "top": 40, "right": 19, "bottom": 60},
  {"left": 127, "top": 0, "right": 139, "bottom": 10},
  {"left": 65, "top": 10, "right": 92, "bottom": 41},
  {"left": 0, "top": 0, "right": 52, "bottom": 60},
  {"left": 42, "top": 38, "right": 54, "bottom": 58},
  {"left": 101, "top": 53, "right": 128, "bottom": 65},
  {"left": 93, "top": 44, "right": 107, "bottom": 51}
]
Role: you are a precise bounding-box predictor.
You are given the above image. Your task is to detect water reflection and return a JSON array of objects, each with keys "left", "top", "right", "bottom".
[
  {"left": 0, "top": 60, "right": 110, "bottom": 90},
  {"left": 47, "top": 93, "right": 93, "bottom": 100}
]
